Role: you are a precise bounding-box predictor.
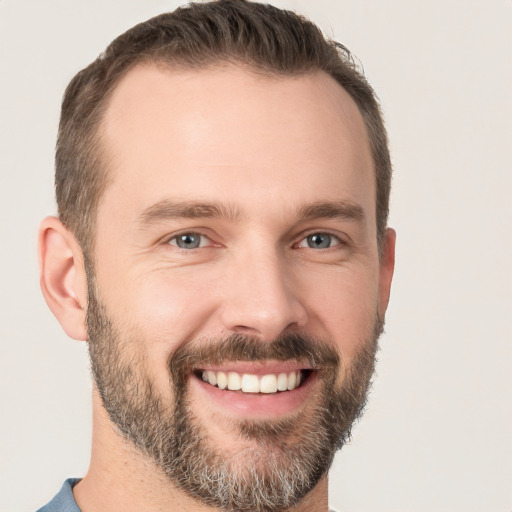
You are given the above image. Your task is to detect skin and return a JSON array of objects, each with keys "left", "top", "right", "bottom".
[{"left": 39, "top": 63, "right": 395, "bottom": 512}]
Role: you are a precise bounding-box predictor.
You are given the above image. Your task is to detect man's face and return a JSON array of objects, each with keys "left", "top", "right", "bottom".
[{"left": 86, "top": 63, "right": 393, "bottom": 510}]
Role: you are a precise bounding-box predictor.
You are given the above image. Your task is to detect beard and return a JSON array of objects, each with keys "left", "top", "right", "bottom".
[{"left": 86, "top": 273, "right": 383, "bottom": 512}]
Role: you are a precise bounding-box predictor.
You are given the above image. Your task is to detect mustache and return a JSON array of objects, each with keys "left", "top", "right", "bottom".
[{"left": 169, "top": 333, "right": 340, "bottom": 384}]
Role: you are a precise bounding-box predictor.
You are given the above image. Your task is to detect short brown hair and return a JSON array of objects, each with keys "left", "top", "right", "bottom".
[{"left": 56, "top": 0, "right": 391, "bottom": 255}]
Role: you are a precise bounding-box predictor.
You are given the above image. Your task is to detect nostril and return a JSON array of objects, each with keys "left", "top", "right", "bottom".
[{"left": 232, "top": 325, "right": 262, "bottom": 337}]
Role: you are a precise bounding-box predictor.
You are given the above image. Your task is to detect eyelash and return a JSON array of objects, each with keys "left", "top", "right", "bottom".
[
  {"left": 166, "top": 231, "right": 345, "bottom": 251},
  {"left": 295, "top": 232, "right": 343, "bottom": 250},
  {"left": 167, "top": 231, "right": 212, "bottom": 249}
]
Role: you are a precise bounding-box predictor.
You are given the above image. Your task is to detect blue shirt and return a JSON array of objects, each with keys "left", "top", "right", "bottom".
[
  {"left": 36, "top": 479, "right": 82, "bottom": 512},
  {"left": 37, "top": 478, "right": 340, "bottom": 511}
]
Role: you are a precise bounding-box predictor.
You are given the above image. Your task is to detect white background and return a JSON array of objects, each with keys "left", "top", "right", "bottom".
[{"left": 1, "top": 1, "right": 511, "bottom": 511}]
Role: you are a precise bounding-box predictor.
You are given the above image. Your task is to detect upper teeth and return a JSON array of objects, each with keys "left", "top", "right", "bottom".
[{"left": 201, "top": 370, "right": 302, "bottom": 393}]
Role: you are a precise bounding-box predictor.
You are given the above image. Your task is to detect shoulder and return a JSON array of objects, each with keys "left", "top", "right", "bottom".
[{"left": 36, "top": 479, "right": 82, "bottom": 512}]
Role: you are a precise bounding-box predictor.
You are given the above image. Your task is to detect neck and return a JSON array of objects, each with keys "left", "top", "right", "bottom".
[{"left": 74, "top": 391, "right": 330, "bottom": 512}]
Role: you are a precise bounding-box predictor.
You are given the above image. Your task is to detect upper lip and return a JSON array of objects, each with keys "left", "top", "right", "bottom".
[{"left": 194, "top": 360, "right": 314, "bottom": 375}]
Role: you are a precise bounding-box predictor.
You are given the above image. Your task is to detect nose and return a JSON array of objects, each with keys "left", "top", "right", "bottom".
[{"left": 218, "top": 247, "right": 308, "bottom": 341}]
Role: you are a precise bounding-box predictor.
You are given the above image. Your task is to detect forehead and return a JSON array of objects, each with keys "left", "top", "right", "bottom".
[{"left": 97, "top": 62, "right": 374, "bottom": 226}]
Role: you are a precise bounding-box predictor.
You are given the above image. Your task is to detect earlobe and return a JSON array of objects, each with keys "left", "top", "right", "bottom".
[
  {"left": 378, "top": 228, "right": 396, "bottom": 316},
  {"left": 38, "top": 216, "right": 88, "bottom": 341}
]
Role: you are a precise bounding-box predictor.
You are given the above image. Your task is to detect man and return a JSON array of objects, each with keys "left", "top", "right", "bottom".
[{"left": 37, "top": 0, "right": 395, "bottom": 511}]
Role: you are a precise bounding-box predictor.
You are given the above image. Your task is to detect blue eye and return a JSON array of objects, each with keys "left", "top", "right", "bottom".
[
  {"left": 169, "top": 233, "right": 205, "bottom": 249},
  {"left": 300, "top": 233, "right": 340, "bottom": 249}
]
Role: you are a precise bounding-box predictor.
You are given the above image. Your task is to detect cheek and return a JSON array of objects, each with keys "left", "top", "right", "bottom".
[
  {"left": 302, "top": 265, "right": 379, "bottom": 362},
  {"left": 121, "top": 269, "right": 218, "bottom": 350},
  {"left": 106, "top": 269, "right": 219, "bottom": 396}
]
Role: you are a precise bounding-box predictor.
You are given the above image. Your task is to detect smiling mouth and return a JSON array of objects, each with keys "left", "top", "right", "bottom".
[{"left": 195, "top": 369, "right": 313, "bottom": 394}]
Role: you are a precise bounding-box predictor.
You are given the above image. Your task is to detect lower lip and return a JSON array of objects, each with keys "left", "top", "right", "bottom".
[{"left": 189, "top": 371, "right": 319, "bottom": 418}]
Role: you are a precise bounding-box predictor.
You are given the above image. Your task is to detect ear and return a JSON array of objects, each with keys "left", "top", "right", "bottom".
[
  {"left": 378, "top": 228, "right": 396, "bottom": 316},
  {"left": 38, "top": 216, "right": 88, "bottom": 341}
]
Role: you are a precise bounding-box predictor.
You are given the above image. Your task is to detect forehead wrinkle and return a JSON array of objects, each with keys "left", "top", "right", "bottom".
[{"left": 137, "top": 199, "right": 244, "bottom": 226}]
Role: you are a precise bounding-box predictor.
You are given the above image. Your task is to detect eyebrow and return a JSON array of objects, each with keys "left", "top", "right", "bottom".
[
  {"left": 137, "top": 199, "right": 366, "bottom": 226},
  {"left": 138, "top": 200, "right": 243, "bottom": 226},
  {"left": 297, "top": 200, "right": 366, "bottom": 224}
]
